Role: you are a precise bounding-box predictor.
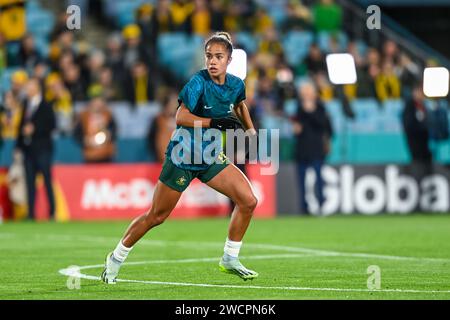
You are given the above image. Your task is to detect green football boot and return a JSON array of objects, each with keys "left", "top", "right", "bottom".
[{"left": 219, "top": 256, "right": 259, "bottom": 281}]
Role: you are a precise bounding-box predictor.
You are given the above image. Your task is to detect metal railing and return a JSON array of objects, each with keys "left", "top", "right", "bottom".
[{"left": 337, "top": 0, "right": 450, "bottom": 68}]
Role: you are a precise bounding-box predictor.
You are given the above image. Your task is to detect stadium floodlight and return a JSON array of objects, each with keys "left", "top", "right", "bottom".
[
  {"left": 326, "top": 53, "right": 357, "bottom": 85},
  {"left": 228, "top": 49, "right": 247, "bottom": 80},
  {"left": 423, "top": 67, "right": 449, "bottom": 98}
]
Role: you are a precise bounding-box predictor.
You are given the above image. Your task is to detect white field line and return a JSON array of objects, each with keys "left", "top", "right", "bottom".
[
  {"left": 23, "top": 233, "right": 450, "bottom": 263},
  {"left": 3, "top": 231, "right": 448, "bottom": 294},
  {"left": 60, "top": 253, "right": 320, "bottom": 271},
  {"left": 58, "top": 259, "right": 450, "bottom": 295},
  {"left": 0, "top": 233, "right": 15, "bottom": 239},
  {"left": 4, "top": 230, "right": 450, "bottom": 294}
]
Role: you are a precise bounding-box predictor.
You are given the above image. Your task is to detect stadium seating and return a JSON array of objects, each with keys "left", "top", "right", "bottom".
[
  {"left": 282, "top": 31, "right": 314, "bottom": 66},
  {"left": 1, "top": 0, "right": 449, "bottom": 167},
  {"left": 317, "top": 31, "right": 348, "bottom": 53},
  {"left": 157, "top": 33, "right": 199, "bottom": 80},
  {"left": 102, "top": 0, "right": 152, "bottom": 28},
  {"left": 235, "top": 32, "right": 260, "bottom": 54},
  {"left": 1, "top": 67, "right": 20, "bottom": 94},
  {"left": 26, "top": 11, "right": 55, "bottom": 38},
  {"left": 25, "top": 0, "right": 41, "bottom": 11}
]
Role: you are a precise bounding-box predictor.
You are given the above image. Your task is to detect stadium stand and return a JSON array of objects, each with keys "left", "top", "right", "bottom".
[{"left": 0, "top": 0, "right": 449, "bottom": 167}]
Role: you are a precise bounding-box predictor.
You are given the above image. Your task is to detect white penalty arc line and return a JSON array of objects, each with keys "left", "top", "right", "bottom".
[
  {"left": 4, "top": 229, "right": 450, "bottom": 294},
  {"left": 58, "top": 255, "right": 450, "bottom": 295},
  {"left": 3, "top": 231, "right": 448, "bottom": 294}
]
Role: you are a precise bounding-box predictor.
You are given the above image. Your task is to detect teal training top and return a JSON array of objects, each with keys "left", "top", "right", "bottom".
[{"left": 166, "top": 69, "right": 246, "bottom": 171}]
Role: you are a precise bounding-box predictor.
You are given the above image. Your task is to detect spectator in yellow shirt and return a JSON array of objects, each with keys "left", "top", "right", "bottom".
[
  {"left": 122, "top": 24, "right": 149, "bottom": 72},
  {"left": 170, "top": 0, "right": 193, "bottom": 32},
  {"left": 152, "top": 0, "right": 174, "bottom": 34},
  {"left": 224, "top": 3, "right": 245, "bottom": 33},
  {"left": 124, "top": 61, "right": 155, "bottom": 107},
  {"left": 252, "top": 7, "right": 274, "bottom": 34},
  {"left": 10, "top": 69, "right": 28, "bottom": 101},
  {"left": 0, "top": 32, "right": 6, "bottom": 71},
  {"left": 191, "top": 0, "right": 211, "bottom": 36},
  {"left": 45, "top": 73, "right": 73, "bottom": 135},
  {"left": 315, "top": 72, "right": 334, "bottom": 102},
  {"left": 258, "top": 28, "right": 284, "bottom": 57},
  {"left": 0, "top": 90, "right": 22, "bottom": 139},
  {"left": 375, "top": 60, "right": 401, "bottom": 102},
  {"left": 0, "top": 0, "right": 26, "bottom": 42}
]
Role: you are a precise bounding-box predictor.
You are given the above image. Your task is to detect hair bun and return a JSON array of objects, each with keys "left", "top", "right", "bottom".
[
  {"left": 216, "top": 32, "right": 232, "bottom": 43},
  {"left": 204, "top": 31, "right": 233, "bottom": 56}
]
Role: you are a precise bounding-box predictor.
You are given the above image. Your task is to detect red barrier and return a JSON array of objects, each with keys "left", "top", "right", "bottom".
[
  {"left": 0, "top": 169, "right": 12, "bottom": 221},
  {"left": 1, "top": 163, "right": 276, "bottom": 221}
]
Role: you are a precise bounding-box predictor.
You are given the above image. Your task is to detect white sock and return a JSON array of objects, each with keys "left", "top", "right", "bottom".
[
  {"left": 224, "top": 237, "right": 242, "bottom": 258},
  {"left": 112, "top": 240, "right": 133, "bottom": 263}
]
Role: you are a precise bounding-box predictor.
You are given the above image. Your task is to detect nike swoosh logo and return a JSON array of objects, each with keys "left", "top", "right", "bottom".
[{"left": 203, "top": 105, "right": 212, "bottom": 109}]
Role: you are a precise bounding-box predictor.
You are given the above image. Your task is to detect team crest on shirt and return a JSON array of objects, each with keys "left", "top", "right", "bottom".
[
  {"left": 176, "top": 176, "right": 187, "bottom": 186},
  {"left": 217, "top": 152, "right": 228, "bottom": 164}
]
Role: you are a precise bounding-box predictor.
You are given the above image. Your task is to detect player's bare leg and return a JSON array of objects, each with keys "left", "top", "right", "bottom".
[
  {"left": 101, "top": 181, "right": 182, "bottom": 284},
  {"left": 121, "top": 181, "right": 182, "bottom": 247},
  {"left": 206, "top": 163, "right": 259, "bottom": 280}
]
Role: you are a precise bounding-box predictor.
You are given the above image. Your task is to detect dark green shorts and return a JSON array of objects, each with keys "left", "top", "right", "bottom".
[{"left": 159, "top": 154, "right": 230, "bottom": 192}]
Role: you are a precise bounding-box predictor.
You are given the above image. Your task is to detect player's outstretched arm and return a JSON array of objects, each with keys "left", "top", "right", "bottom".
[
  {"left": 234, "top": 101, "right": 256, "bottom": 135},
  {"left": 176, "top": 103, "right": 212, "bottom": 128},
  {"left": 176, "top": 103, "right": 243, "bottom": 130}
]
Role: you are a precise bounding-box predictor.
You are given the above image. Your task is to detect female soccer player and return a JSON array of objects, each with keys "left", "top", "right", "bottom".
[{"left": 102, "top": 32, "right": 259, "bottom": 284}]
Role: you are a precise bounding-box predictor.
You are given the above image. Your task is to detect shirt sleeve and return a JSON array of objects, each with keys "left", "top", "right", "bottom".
[
  {"left": 235, "top": 79, "right": 246, "bottom": 104},
  {"left": 178, "top": 74, "right": 204, "bottom": 112}
]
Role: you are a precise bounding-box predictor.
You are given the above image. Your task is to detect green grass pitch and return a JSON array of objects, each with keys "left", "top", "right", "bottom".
[{"left": 1, "top": 214, "right": 450, "bottom": 300}]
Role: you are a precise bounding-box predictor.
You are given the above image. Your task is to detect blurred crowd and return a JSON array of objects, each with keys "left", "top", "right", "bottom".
[
  {"left": 0, "top": 0, "right": 448, "bottom": 218},
  {"left": 0, "top": 0, "right": 444, "bottom": 164}
]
